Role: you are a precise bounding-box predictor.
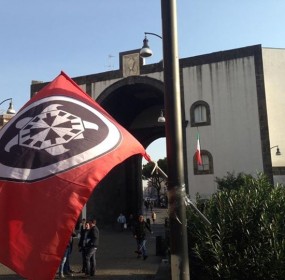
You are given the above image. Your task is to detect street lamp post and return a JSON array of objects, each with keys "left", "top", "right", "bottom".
[
  {"left": 0, "top": 98, "right": 16, "bottom": 115},
  {"left": 160, "top": 0, "right": 190, "bottom": 279},
  {"left": 0, "top": 98, "right": 16, "bottom": 128},
  {"left": 140, "top": 32, "right": 163, "bottom": 58},
  {"left": 139, "top": 2, "right": 190, "bottom": 277},
  {"left": 271, "top": 145, "right": 281, "bottom": 156}
]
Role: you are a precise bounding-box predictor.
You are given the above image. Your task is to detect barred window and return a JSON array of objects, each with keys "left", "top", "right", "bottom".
[{"left": 193, "top": 150, "right": 213, "bottom": 175}]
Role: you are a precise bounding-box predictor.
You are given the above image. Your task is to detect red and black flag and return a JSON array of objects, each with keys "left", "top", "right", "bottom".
[{"left": 0, "top": 71, "right": 150, "bottom": 280}]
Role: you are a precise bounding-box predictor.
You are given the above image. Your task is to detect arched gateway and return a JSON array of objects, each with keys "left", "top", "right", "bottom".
[
  {"left": 88, "top": 76, "right": 165, "bottom": 224},
  {"left": 31, "top": 58, "right": 166, "bottom": 225}
]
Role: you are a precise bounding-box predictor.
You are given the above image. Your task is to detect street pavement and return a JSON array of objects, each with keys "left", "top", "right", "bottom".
[{"left": 0, "top": 207, "right": 170, "bottom": 280}]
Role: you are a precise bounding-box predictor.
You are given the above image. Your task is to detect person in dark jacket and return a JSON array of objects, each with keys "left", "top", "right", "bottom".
[
  {"left": 78, "top": 222, "right": 90, "bottom": 273},
  {"left": 85, "top": 219, "right": 99, "bottom": 277},
  {"left": 133, "top": 215, "right": 152, "bottom": 260}
]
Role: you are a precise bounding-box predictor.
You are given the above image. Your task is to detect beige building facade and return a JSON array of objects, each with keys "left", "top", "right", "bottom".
[{"left": 29, "top": 44, "right": 285, "bottom": 221}]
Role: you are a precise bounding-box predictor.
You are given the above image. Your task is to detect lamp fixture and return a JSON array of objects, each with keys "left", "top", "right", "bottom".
[
  {"left": 0, "top": 98, "right": 16, "bottom": 114},
  {"left": 140, "top": 32, "right": 162, "bottom": 58},
  {"left": 157, "top": 110, "right": 165, "bottom": 123},
  {"left": 271, "top": 145, "right": 281, "bottom": 156},
  {"left": 157, "top": 109, "right": 189, "bottom": 126},
  {"left": 140, "top": 36, "right": 152, "bottom": 58}
]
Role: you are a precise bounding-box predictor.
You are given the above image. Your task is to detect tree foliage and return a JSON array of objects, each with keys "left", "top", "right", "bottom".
[
  {"left": 142, "top": 157, "right": 168, "bottom": 203},
  {"left": 215, "top": 171, "right": 250, "bottom": 192},
  {"left": 187, "top": 172, "right": 285, "bottom": 280},
  {"left": 142, "top": 157, "right": 167, "bottom": 179}
]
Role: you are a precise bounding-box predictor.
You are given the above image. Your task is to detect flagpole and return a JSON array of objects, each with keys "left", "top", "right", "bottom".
[{"left": 160, "top": 0, "right": 190, "bottom": 279}]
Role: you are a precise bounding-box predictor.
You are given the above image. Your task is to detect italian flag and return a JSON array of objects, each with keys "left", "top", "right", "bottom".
[{"left": 196, "top": 133, "right": 203, "bottom": 166}]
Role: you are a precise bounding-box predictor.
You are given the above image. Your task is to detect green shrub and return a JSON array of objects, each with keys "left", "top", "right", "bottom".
[
  {"left": 188, "top": 173, "right": 285, "bottom": 280},
  {"left": 215, "top": 171, "right": 250, "bottom": 191}
]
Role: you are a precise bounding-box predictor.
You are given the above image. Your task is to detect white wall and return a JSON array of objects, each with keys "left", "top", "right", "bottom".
[
  {"left": 183, "top": 57, "right": 264, "bottom": 198},
  {"left": 262, "top": 48, "right": 285, "bottom": 167}
]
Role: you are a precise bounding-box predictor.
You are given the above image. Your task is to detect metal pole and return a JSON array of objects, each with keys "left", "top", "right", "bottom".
[{"left": 160, "top": 0, "right": 190, "bottom": 279}]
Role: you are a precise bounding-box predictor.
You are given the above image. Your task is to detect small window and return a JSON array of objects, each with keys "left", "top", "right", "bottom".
[
  {"left": 194, "top": 150, "right": 213, "bottom": 175},
  {"left": 190, "top": 101, "right": 211, "bottom": 127},
  {"left": 194, "top": 105, "right": 207, "bottom": 123}
]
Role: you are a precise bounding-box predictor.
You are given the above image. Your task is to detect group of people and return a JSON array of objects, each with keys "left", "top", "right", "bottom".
[
  {"left": 116, "top": 213, "right": 138, "bottom": 232},
  {"left": 144, "top": 199, "right": 155, "bottom": 212},
  {"left": 58, "top": 219, "right": 99, "bottom": 279},
  {"left": 58, "top": 210, "right": 156, "bottom": 278},
  {"left": 117, "top": 210, "right": 156, "bottom": 231},
  {"left": 78, "top": 219, "right": 99, "bottom": 278}
]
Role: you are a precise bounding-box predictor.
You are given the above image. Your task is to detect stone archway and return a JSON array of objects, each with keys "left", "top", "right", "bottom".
[{"left": 86, "top": 76, "right": 165, "bottom": 225}]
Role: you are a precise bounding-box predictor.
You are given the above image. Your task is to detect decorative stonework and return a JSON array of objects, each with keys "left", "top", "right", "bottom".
[
  {"left": 122, "top": 53, "right": 140, "bottom": 77},
  {"left": 119, "top": 49, "right": 143, "bottom": 78}
]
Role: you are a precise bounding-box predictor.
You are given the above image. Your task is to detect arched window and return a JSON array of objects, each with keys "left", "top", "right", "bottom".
[
  {"left": 190, "top": 101, "right": 211, "bottom": 127},
  {"left": 193, "top": 150, "right": 213, "bottom": 175}
]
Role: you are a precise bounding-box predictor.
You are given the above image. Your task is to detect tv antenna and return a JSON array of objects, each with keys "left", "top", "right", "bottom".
[{"left": 106, "top": 54, "right": 114, "bottom": 70}]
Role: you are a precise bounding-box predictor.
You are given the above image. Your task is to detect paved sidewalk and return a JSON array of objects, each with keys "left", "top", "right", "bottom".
[{"left": 0, "top": 208, "right": 170, "bottom": 280}]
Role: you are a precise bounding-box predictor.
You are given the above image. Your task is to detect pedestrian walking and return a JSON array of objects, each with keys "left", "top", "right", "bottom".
[
  {"left": 128, "top": 213, "right": 135, "bottom": 232},
  {"left": 133, "top": 215, "right": 152, "bottom": 260},
  {"left": 151, "top": 211, "right": 157, "bottom": 223},
  {"left": 144, "top": 200, "right": 149, "bottom": 212},
  {"left": 117, "top": 213, "right": 126, "bottom": 231},
  {"left": 150, "top": 201, "right": 154, "bottom": 211}
]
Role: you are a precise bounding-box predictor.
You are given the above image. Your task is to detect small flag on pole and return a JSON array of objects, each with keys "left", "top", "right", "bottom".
[
  {"left": 0, "top": 71, "right": 150, "bottom": 280},
  {"left": 196, "top": 133, "right": 203, "bottom": 166}
]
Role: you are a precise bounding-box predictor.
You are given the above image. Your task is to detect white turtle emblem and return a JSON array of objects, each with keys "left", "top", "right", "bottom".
[
  {"left": 0, "top": 96, "right": 121, "bottom": 182},
  {"left": 5, "top": 104, "right": 98, "bottom": 156}
]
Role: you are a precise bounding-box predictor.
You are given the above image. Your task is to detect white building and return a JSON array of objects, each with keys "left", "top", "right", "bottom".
[
  {"left": 183, "top": 46, "right": 285, "bottom": 198},
  {"left": 30, "top": 44, "right": 285, "bottom": 220}
]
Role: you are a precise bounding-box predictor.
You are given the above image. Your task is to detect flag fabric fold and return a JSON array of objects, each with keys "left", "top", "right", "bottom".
[
  {"left": 0, "top": 71, "right": 150, "bottom": 280},
  {"left": 196, "top": 133, "right": 203, "bottom": 166}
]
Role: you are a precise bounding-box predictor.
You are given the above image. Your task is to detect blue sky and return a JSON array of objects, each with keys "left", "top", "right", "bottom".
[{"left": 1, "top": 0, "right": 285, "bottom": 161}]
